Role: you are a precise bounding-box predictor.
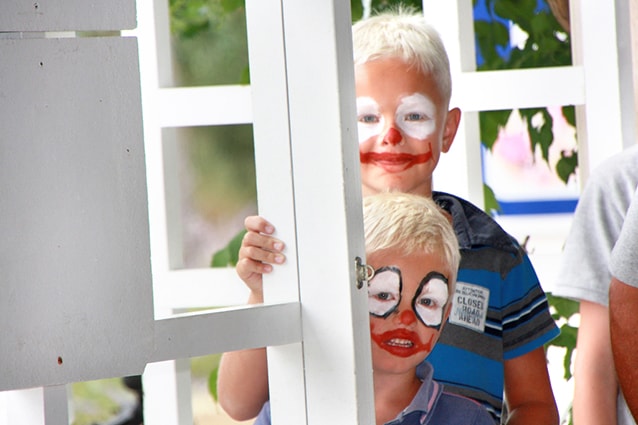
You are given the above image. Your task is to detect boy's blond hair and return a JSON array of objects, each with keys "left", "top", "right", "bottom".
[
  {"left": 363, "top": 192, "right": 460, "bottom": 298},
  {"left": 352, "top": 8, "right": 452, "bottom": 107}
]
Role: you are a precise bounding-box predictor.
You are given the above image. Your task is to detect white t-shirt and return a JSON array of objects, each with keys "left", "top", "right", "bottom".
[{"left": 554, "top": 145, "right": 638, "bottom": 306}]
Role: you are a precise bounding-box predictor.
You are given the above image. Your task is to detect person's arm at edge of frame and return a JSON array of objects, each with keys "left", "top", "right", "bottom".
[
  {"left": 503, "top": 346, "right": 559, "bottom": 425},
  {"left": 610, "top": 276, "right": 638, "bottom": 420},
  {"left": 217, "top": 216, "right": 287, "bottom": 421},
  {"left": 572, "top": 300, "right": 618, "bottom": 424}
]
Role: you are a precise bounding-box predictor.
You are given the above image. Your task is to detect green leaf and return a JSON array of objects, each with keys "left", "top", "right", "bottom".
[
  {"left": 494, "top": 0, "right": 536, "bottom": 33},
  {"left": 239, "top": 65, "right": 250, "bottom": 85},
  {"left": 474, "top": 21, "right": 510, "bottom": 70},
  {"left": 208, "top": 364, "right": 219, "bottom": 402},
  {"left": 483, "top": 183, "right": 501, "bottom": 216},
  {"left": 520, "top": 107, "right": 553, "bottom": 163},
  {"left": 479, "top": 109, "right": 512, "bottom": 150},
  {"left": 563, "top": 346, "right": 575, "bottom": 380},
  {"left": 556, "top": 150, "right": 578, "bottom": 184},
  {"left": 211, "top": 229, "right": 247, "bottom": 267},
  {"left": 350, "top": 0, "right": 423, "bottom": 21},
  {"left": 545, "top": 323, "right": 577, "bottom": 380},
  {"left": 220, "top": 0, "right": 244, "bottom": 13},
  {"left": 544, "top": 293, "right": 579, "bottom": 380},
  {"left": 562, "top": 105, "right": 576, "bottom": 127},
  {"left": 350, "top": 0, "right": 363, "bottom": 21},
  {"left": 546, "top": 292, "right": 580, "bottom": 320},
  {"left": 549, "top": 324, "right": 578, "bottom": 348}
]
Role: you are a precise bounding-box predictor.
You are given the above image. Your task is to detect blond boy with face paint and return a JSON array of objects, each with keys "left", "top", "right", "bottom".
[
  {"left": 252, "top": 193, "right": 495, "bottom": 425},
  {"left": 218, "top": 9, "right": 560, "bottom": 425}
]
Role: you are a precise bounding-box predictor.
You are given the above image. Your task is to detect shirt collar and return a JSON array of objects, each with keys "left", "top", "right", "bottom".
[
  {"left": 389, "top": 362, "right": 441, "bottom": 424},
  {"left": 433, "top": 191, "right": 520, "bottom": 256}
]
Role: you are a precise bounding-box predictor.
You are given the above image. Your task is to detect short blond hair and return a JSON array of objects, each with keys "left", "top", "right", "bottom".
[
  {"left": 363, "top": 192, "right": 460, "bottom": 295},
  {"left": 352, "top": 7, "right": 452, "bottom": 106}
]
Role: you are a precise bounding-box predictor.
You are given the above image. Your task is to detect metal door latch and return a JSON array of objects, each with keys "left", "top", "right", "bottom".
[{"left": 355, "top": 256, "right": 375, "bottom": 289}]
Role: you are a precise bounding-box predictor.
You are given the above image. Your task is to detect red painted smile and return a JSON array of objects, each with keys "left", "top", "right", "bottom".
[
  {"left": 360, "top": 151, "right": 432, "bottom": 172},
  {"left": 371, "top": 328, "right": 434, "bottom": 358}
]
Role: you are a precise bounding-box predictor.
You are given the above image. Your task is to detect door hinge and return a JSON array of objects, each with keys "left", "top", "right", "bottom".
[{"left": 354, "top": 256, "right": 374, "bottom": 289}]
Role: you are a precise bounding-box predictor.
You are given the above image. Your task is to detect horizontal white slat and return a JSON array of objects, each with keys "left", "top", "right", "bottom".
[
  {"left": 151, "top": 302, "right": 302, "bottom": 362},
  {"left": 157, "top": 86, "right": 252, "bottom": 127},
  {"left": 454, "top": 66, "right": 586, "bottom": 111}
]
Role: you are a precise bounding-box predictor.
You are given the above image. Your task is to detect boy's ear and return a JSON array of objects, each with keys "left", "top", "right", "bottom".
[{"left": 441, "top": 107, "right": 461, "bottom": 153}]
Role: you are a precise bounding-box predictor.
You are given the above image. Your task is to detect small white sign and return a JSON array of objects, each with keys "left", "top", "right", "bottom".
[{"left": 449, "top": 282, "right": 490, "bottom": 332}]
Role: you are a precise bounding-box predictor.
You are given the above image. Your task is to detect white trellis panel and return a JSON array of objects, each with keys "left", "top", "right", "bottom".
[
  {"left": 137, "top": 0, "right": 375, "bottom": 423},
  {"left": 427, "top": 0, "right": 635, "bottom": 202}
]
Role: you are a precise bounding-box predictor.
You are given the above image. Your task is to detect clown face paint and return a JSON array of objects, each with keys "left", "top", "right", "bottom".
[
  {"left": 367, "top": 248, "right": 453, "bottom": 364},
  {"left": 356, "top": 94, "right": 437, "bottom": 144},
  {"left": 368, "top": 267, "right": 449, "bottom": 329},
  {"left": 355, "top": 57, "right": 459, "bottom": 197},
  {"left": 370, "top": 328, "right": 436, "bottom": 359},
  {"left": 356, "top": 96, "right": 383, "bottom": 144},
  {"left": 396, "top": 93, "right": 437, "bottom": 139}
]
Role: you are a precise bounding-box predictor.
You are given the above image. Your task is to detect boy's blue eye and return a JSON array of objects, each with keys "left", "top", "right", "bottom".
[
  {"left": 359, "top": 114, "right": 379, "bottom": 124},
  {"left": 404, "top": 113, "right": 426, "bottom": 121}
]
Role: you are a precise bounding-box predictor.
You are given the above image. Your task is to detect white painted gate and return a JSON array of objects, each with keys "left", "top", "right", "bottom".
[{"left": 1, "top": 0, "right": 635, "bottom": 424}]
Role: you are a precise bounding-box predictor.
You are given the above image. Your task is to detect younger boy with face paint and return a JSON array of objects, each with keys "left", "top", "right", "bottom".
[
  {"left": 218, "top": 9, "right": 560, "bottom": 425},
  {"left": 253, "top": 193, "right": 495, "bottom": 425}
]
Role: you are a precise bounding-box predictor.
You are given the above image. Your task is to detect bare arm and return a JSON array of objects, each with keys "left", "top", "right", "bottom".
[
  {"left": 503, "top": 347, "right": 559, "bottom": 425},
  {"left": 217, "top": 216, "right": 286, "bottom": 420},
  {"left": 572, "top": 300, "right": 618, "bottom": 424},
  {"left": 610, "top": 277, "right": 638, "bottom": 419},
  {"left": 218, "top": 347, "right": 269, "bottom": 420}
]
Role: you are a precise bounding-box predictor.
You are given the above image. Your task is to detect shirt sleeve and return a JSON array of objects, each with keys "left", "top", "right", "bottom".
[{"left": 553, "top": 149, "right": 638, "bottom": 305}]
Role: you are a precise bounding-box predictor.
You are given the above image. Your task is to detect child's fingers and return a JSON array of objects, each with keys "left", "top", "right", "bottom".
[
  {"left": 239, "top": 241, "right": 286, "bottom": 267},
  {"left": 241, "top": 231, "right": 285, "bottom": 257},
  {"left": 244, "top": 215, "right": 275, "bottom": 235}
]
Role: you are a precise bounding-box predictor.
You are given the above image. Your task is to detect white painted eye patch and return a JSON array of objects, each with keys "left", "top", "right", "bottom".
[
  {"left": 356, "top": 94, "right": 437, "bottom": 144},
  {"left": 367, "top": 267, "right": 449, "bottom": 329}
]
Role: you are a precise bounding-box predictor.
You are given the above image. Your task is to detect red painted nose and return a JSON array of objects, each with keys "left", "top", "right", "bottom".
[
  {"left": 383, "top": 127, "right": 403, "bottom": 145},
  {"left": 398, "top": 310, "right": 417, "bottom": 326}
]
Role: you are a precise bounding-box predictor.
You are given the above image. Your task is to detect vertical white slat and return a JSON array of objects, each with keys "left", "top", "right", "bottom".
[
  {"left": 423, "top": 0, "right": 484, "bottom": 208},
  {"left": 0, "top": 388, "right": 45, "bottom": 425},
  {"left": 244, "top": 0, "right": 306, "bottom": 423},
  {"left": 571, "top": 0, "right": 631, "bottom": 180},
  {"left": 43, "top": 385, "right": 69, "bottom": 425},
  {"left": 613, "top": 0, "right": 637, "bottom": 148},
  {"left": 135, "top": 1, "right": 189, "bottom": 423},
  {"left": 142, "top": 360, "right": 193, "bottom": 425},
  {"left": 281, "top": 1, "right": 375, "bottom": 424},
  {"left": 134, "top": 0, "right": 183, "bottom": 279}
]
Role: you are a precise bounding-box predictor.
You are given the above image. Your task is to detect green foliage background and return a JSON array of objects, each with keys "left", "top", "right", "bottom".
[{"left": 475, "top": 0, "right": 577, "bottom": 215}]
